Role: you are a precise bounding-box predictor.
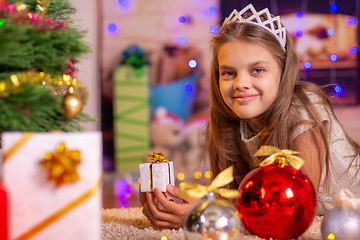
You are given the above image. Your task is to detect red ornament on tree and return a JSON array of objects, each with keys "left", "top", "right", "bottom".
[{"left": 236, "top": 146, "right": 317, "bottom": 240}]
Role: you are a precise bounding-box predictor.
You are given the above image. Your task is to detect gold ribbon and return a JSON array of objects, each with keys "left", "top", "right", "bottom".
[
  {"left": 333, "top": 189, "right": 360, "bottom": 212},
  {"left": 255, "top": 146, "right": 304, "bottom": 170},
  {"left": 15, "top": 178, "right": 101, "bottom": 240},
  {"left": 180, "top": 166, "right": 239, "bottom": 199},
  {"left": 3, "top": 132, "right": 35, "bottom": 163},
  {"left": 148, "top": 152, "right": 168, "bottom": 163}
]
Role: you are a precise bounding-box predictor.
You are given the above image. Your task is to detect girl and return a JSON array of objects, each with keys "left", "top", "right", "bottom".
[{"left": 140, "top": 3, "right": 360, "bottom": 229}]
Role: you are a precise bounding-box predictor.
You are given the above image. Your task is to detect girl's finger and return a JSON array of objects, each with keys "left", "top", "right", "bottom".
[{"left": 144, "top": 201, "right": 172, "bottom": 228}]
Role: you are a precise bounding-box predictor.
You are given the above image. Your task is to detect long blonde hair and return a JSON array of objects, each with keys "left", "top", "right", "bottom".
[{"left": 206, "top": 21, "right": 360, "bottom": 189}]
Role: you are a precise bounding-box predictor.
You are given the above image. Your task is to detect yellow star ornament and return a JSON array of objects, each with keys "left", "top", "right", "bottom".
[{"left": 40, "top": 142, "right": 81, "bottom": 187}]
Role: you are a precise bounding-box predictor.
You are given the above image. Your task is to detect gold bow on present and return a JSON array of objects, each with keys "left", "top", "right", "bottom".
[
  {"left": 180, "top": 166, "right": 239, "bottom": 199},
  {"left": 333, "top": 189, "right": 360, "bottom": 212},
  {"left": 255, "top": 146, "right": 304, "bottom": 170},
  {"left": 147, "top": 152, "right": 168, "bottom": 163}
]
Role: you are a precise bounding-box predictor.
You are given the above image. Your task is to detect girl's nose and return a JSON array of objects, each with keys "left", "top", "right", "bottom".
[{"left": 233, "top": 74, "right": 251, "bottom": 90}]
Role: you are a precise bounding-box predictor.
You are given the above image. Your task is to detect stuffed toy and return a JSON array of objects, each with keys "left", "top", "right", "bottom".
[
  {"left": 183, "top": 115, "right": 209, "bottom": 180},
  {"left": 150, "top": 107, "right": 185, "bottom": 172}
]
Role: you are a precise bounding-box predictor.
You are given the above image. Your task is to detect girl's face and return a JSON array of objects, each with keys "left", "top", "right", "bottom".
[{"left": 218, "top": 40, "right": 282, "bottom": 125}]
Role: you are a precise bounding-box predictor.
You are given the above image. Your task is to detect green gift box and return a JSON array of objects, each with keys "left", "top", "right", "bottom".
[{"left": 113, "top": 65, "right": 150, "bottom": 173}]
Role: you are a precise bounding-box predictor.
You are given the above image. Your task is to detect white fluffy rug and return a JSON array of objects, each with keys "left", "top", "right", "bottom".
[{"left": 101, "top": 208, "right": 323, "bottom": 240}]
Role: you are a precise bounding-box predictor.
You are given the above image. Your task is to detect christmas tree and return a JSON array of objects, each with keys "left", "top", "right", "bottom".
[{"left": 0, "top": 0, "right": 91, "bottom": 132}]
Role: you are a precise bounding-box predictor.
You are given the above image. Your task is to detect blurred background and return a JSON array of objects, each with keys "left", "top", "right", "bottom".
[{"left": 71, "top": 0, "right": 360, "bottom": 208}]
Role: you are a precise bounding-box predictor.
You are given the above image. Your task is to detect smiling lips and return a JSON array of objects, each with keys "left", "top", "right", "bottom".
[{"left": 234, "top": 94, "right": 259, "bottom": 103}]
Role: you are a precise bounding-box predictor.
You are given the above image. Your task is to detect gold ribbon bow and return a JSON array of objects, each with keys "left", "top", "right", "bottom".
[
  {"left": 148, "top": 152, "right": 168, "bottom": 163},
  {"left": 255, "top": 146, "right": 304, "bottom": 170},
  {"left": 333, "top": 189, "right": 360, "bottom": 212},
  {"left": 179, "top": 166, "right": 239, "bottom": 199}
]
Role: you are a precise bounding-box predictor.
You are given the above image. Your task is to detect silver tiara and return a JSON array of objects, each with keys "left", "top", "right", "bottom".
[{"left": 221, "top": 4, "right": 286, "bottom": 51}]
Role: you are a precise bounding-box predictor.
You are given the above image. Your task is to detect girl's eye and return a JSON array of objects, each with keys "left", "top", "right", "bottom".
[
  {"left": 221, "top": 71, "right": 236, "bottom": 78},
  {"left": 252, "top": 68, "right": 264, "bottom": 74}
]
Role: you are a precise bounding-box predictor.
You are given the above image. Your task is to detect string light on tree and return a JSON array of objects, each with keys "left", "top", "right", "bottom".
[
  {"left": 334, "top": 84, "right": 343, "bottom": 94},
  {"left": 208, "top": 6, "right": 217, "bottom": 14}
]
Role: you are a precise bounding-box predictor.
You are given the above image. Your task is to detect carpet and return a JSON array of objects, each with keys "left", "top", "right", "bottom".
[{"left": 101, "top": 208, "right": 323, "bottom": 240}]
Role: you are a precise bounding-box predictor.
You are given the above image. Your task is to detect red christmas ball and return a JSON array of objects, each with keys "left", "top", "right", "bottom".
[{"left": 236, "top": 163, "right": 317, "bottom": 239}]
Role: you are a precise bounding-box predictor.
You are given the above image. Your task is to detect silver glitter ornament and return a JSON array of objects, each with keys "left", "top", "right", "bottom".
[
  {"left": 321, "top": 205, "right": 360, "bottom": 240},
  {"left": 184, "top": 192, "right": 244, "bottom": 240}
]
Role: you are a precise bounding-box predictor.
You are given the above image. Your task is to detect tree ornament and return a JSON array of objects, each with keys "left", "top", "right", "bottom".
[
  {"left": 181, "top": 166, "right": 244, "bottom": 240},
  {"left": 237, "top": 146, "right": 317, "bottom": 239},
  {"left": 321, "top": 189, "right": 360, "bottom": 240},
  {"left": 61, "top": 86, "right": 83, "bottom": 117}
]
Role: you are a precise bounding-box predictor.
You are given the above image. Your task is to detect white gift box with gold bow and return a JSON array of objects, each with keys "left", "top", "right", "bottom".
[
  {"left": 1, "top": 131, "right": 102, "bottom": 240},
  {"left": 139, "top": 161, "right": 175, "bottom": 192}
]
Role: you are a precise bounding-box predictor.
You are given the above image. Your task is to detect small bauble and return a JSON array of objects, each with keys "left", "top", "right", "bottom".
[
  {"left": 237, "top": 163, "right": 317, "bottom": 239},
  {"left": 184, "top": 192, "right": 244, "bottom": 240},
  {"left": 321, "top": 205, "right": 360, "bottom": 240},
  {"left": 61, "top": 93, "right": 83, "bottom": 117}
]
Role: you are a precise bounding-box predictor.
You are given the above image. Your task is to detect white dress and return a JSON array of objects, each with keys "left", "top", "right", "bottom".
[{"left": 239, "top": 92, "right": 360, "bottom": 215}]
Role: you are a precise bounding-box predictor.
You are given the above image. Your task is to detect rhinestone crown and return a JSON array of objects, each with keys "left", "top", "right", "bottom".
[{"left": 221, "top": 4, "right": 287, "bottom": 51}]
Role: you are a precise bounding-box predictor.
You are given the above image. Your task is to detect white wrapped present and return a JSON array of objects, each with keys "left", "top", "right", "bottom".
[
  {"left": 2, "top": 131, "right": 102, "bottom": 240},
  {"left": 139, "top": 152, "right": 175, "bottom": 192}
]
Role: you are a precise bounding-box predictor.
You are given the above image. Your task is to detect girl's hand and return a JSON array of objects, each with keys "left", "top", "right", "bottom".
[{"left": 142, "top": 184, "right": 200, "bottom": 229}]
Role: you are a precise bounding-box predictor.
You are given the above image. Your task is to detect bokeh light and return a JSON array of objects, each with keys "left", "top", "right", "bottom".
[
  {"left": 193, "top": 171, "right": 202, "bottom": 179},
  {"left": 348, "top": 17, "right": 357, "bottom": 25},
  {"left": 178, "top": 37, "right": 187, "bottom": 45},
  {"left": 177, "top": 172, "right": 185, "bottom": 181},
  {"left": 334, "top": 84, "right": 342, "bottom": 94},
  {"left": 208, "top": 6, "right": 217, "bottom": 14},
  {"left": 350, "top": 47, "right": 358, "bottom": 54},
  {"left": 178, "top": 16, "right": 186, "bottom": 23},
  {"left": 210, "top": 25, "right": 219, "bottom": 34},
  {"left": 304, "top": 61, "right": 311, "bottom": 69},
  {"left": 185, "top": 84, "right": 193, "bottom": 92},
  {"left": 327, "top": 29, "right": 335, "bottom": 36},
  {"left": 296, "top": 31, "right": 303, "bottom": 38},
  {"left": 330, "top": 54, "right": 338, "bottom": 61},
  {"left": 188, "top": 59, "right": 197, "bottom": 68},
  {"left": 330, "top": 4, "right": 338, "bottom": 12},
  {"left": 296, "top": 12, "right": 304, "bottom": 19},
  {"left": 107, "top": 22, "right": 118, "bottom": 35}
]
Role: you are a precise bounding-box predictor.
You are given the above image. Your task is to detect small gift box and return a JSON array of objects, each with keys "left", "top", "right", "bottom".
[
  {"left": 2, "top": 131, "right": 102, "bottom": 240},
  {"left": 139, "top": 152, "right": 175, "bottom": 192}
]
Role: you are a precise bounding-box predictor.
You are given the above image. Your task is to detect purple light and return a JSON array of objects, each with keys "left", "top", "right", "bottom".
[
  {"left": 178, "top": 16, "right": 186, "bottom": 23},
  {"left": 304, "top": 61, "right": 311, "bottom": 69},
  {"left": 178, "top": 37, "right": 187, "bottom": 45},
  {"left": 330, "top": 4, "right": 338, "bottom": 12},
  {"left": 114, "top": 179, "right": 131, "bottom": 198},
  {"left": 296, "top": 12, "right": 304, "bottom": 19},
  {"left": 296, "top": 31, "right": 303, "bottom": 38},
  {"left": 348, "top": 17, "right": 357, "bottom": 25},
  {"left": 350, "top": 47, "right": 358, "bottom": 54},
  {"left": 118, "top": 0, "right": 128, "bottom": 7},
  {"left": 327, "top": 29, "right": 335, "bottom": 36},
  {"left": 188, "top": 59, "right": 197, "bottom": 68},
  {"left": 330, "top": 54, "right": 338, "bottom": 61},
  {"left": 334, "top": 84, "right": 342, "bottom": 94},
  {"left": 208, "top": 6, "right": 217, "bottom": 14},
  {"left": 210, "top": 25, "right": 219, "bottom": 34},
  {"left": 185, "top": 84, "right": 193, "bottom": 92},
  {"left": 107, "top": 22, "right": 118, "bottom": 35}
]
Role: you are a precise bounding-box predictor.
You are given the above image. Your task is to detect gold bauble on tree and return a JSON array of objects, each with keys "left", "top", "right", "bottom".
[{"left": 62, "top": 86, "right": 83, "bottom": 117}]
